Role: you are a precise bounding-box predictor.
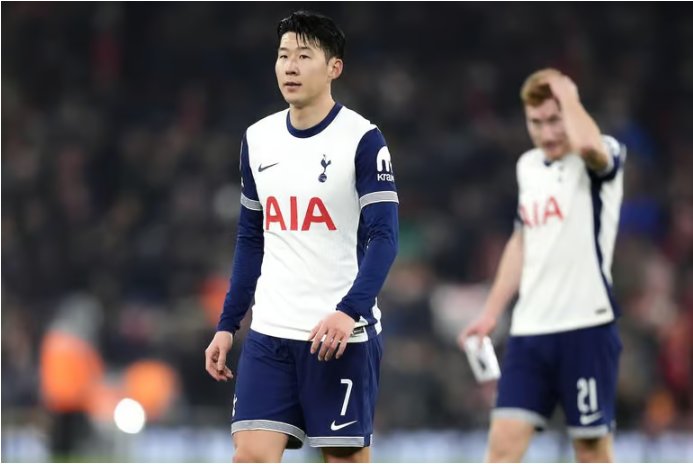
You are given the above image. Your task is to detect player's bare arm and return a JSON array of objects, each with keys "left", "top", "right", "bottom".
[
  {"left": 543, "top": 73, "right": 609, "bottom": 172},
  {"left": 205, "top": 330, "right": 234, "bottom": 382},
  {"left": 458, "top": 229, "right": 523, "bottom": 348},
  {"left": 309, "top": 311, "right": 356, "bottom": 361}
]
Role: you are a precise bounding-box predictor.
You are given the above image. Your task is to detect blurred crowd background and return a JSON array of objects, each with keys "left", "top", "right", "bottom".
[{"left": 2, "top": 2, "right": 692, "bottom": 461}]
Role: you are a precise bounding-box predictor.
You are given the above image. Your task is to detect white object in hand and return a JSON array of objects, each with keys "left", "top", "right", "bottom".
[{"left": 463, "top": 335, "right": 501, "bottom": 382}]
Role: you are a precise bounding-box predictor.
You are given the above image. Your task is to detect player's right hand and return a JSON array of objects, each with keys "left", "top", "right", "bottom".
[
  {"left": 542, "top": 72, "right": 579, "bottom": 102},
  {"left": 457, "top": 312, "right": 497, "bottom": 351},
  {"left": 205, "top": 331, "right": 234, "bottom": 382}
]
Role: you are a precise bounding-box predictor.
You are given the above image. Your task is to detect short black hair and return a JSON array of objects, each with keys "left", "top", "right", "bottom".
[{"left": 277, "top": 10, "right": 345, "bottom": 61}]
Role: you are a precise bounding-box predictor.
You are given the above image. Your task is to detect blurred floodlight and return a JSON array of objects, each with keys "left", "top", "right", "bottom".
[{"left": 113, "top": 398, "right": 146, "bottom": 434}]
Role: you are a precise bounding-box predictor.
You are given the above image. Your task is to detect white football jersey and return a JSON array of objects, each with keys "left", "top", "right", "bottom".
[
  {"left": 239, "top": 104, "right": 398, "bottom": 342},
  {"left": 511, "top": 135, "right": 626, "bottom": 335}
]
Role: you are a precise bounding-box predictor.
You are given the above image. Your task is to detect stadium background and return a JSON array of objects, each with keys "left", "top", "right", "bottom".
[{"left": 2, "top": 2, "right": 692, "bottom": 462}]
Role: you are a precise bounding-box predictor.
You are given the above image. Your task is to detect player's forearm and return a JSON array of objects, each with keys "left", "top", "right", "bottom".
[
  {"left": 558, "top": 97, "right": 608, "bottom": 171},
  {"left": 483, "top": 230, "right": 523, "bottom": 319},
  {"left": 337, "top": 202, "right": 398, "bottom": 321},
  {"left": 217, "top": 207, "right": 264, "bottom": 333}
]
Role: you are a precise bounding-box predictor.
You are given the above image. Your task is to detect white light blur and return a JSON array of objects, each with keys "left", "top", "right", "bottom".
[{"left": 113, "top": 398, "right": 146, "bottom": 434}]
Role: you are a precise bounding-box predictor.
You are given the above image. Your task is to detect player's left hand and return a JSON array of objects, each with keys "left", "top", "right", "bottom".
[{"left": 309, "top": 311, "right": 356, "bottom": 361}]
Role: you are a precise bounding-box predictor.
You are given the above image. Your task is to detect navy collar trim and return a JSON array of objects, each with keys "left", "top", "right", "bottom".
[{"left": 286, "top": 103, "right": 343, "bottom": 138}]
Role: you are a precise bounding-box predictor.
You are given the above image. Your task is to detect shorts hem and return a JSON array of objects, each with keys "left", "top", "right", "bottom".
[
  {"left": 306, "top": 434, "right": 370, "bottom": 448},
  {"left": 567, "top": 424, "right": 612, "bottom": 438},
  {"left": 492, "top": 407, "right": 548, "bottom": 429},
  {"left": 232, "top": 419, "right": 306, "bottom": 443}
]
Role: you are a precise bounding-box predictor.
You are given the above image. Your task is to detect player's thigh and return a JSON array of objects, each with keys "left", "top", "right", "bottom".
[
  {"left": 295, "top": 334, "right": 382, "bottom": 448},
  {"left": 486, "top": 418, "right": 535, "bottom": 463},
  {"left": 232, "top": 330, "right": 306, "bottom": 449},
  {"left": 493, "top": 335, "right": 558, "bottom": 431},
  {"left": 572, "top": 434, "right": 614, "bottom": 463},
  {"left": 557, "top": 323, "right": 621, "bottom": 439},
  {"left": 233, "top": 430, "right": 288, "bottom": 463},
  {"left": 321, "top": 447, "right": 370, "bottom": 463}
]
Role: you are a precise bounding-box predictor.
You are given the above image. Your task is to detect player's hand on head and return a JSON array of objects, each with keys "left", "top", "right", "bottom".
[
  {"left": 543, "top": 72, "right": 579, "bottom": 101},
  {"left": 205, "top": 331, "right": 234, "bottom": 382},
  {"left": 457, "top": 312, "right": 497, "bottom": 351},
  {"left": 309, "top": 311, "right": 356, "bottom": 362}
]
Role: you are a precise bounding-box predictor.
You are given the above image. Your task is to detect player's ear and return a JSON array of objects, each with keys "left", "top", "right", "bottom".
[{"left": 328, "top": 57, "right": 343, "bottom": 80}]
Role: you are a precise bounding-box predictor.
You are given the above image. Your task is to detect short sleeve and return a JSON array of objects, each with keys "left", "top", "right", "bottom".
[
  {"left": 593, "top": 135, "right": 627, "bottom": 181},
  {"left": 239, "top": 132, "right": 262, "bottom": 211},
  {"left": 355, "top": 128, "right": 399, "bottom": 209}
]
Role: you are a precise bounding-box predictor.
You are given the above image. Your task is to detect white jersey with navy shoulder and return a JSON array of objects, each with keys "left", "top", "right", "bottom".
[
  {"left": 237, "top": 104, "right": 398, "bottom": 342},
  {"left": 511, "top": 135, "right": 626, "bottom": 336}
]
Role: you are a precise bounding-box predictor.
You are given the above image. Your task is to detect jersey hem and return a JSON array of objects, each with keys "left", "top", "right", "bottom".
[
  {"left": 509, "top": 313, "right": 615, "bottom": 336},
  {"left": 250, "top": 320, "right": 382, "bottom": 343}
]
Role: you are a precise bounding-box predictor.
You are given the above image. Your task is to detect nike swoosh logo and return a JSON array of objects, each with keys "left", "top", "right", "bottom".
[
  {"left": 579, "top": 412, "right": 603, "bottom": 425},
  {"left": 258, "top": 162, "right": 279, "bottom": 172},
  {"left": 330, "top": 420, "right": 357, "bottom": 431}
]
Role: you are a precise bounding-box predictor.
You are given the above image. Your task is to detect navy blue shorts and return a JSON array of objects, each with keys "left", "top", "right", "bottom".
[
  {"left": 231, "top": 329, "right": 382, "bottom": 449},
  {"left": 494, "top": 322, "right": 622, "bottom": 438}
]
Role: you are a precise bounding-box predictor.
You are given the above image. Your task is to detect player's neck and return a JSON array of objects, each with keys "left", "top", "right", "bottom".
[{"left": 288, "top": 95, "right": 336, "bottom": 130}]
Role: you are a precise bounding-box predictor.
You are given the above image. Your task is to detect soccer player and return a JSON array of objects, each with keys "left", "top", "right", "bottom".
[
  {"left": 204, "top": 11, "right": 398, "bottom": 463},
  {"left": 459, "top": 68, "right": 625, "bottom": 463}
]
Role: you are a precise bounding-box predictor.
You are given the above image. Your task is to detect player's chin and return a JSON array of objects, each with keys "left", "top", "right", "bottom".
[
  {"left": 544, "top": 145, "right": 566, "bottom": 160},
  {"left": 281, "top": 92, "right": 305, "bottom": 106}
]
